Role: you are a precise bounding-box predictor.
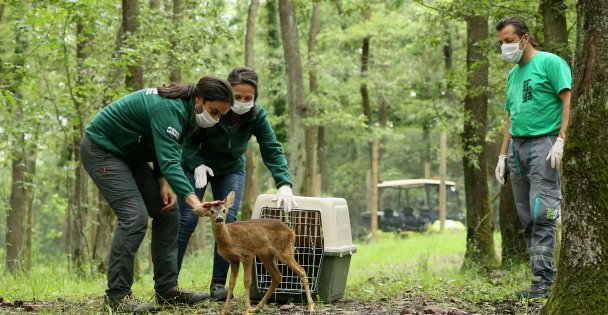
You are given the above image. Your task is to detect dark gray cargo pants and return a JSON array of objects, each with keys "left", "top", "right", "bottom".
[
  {"left": 80, "top": 134, "right": 178, "bottom": 299},
  {"left": 507, "top": 135, "right": 561, "bottom": 285}
]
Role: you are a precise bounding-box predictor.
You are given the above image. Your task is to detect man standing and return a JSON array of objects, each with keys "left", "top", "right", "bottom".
[{"left": 494, "top": 17, "right": 571, "bottom": 299}]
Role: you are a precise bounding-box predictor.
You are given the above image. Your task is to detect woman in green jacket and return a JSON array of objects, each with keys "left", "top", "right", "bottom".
[
  {"left": 80, "top": 76, "right": 233, "bottom": 313},
  {"left": 177, "top": 67, "right": 296, "bottom": 300}
]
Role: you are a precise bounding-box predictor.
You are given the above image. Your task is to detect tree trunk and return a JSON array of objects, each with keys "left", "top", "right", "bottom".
[
  {"left": 422, "top": 122, "right": 431, "bottom": 178},
  {"left": 542, "top": 0, "right": 608, "bottom": 313},
  {"left": 241, "top": 0, "right": 260, "bottom": 221},
  {"left": 123, "top": 0, "right": 143, "bottom": 90},
  {"left": 7, "top": 151, "right": 26, "bottom": 273},
  {"left": 278, "top": 0, "right": 306, "bottom": 194},
  {"left": 169, "top": 0, "right": 183, "bottom": 83},
  {"left": 462, "top": 15, "right": 496, "bottom": 269},
  {"left": 91, "top": 192, "right": 115, "bottom": 273},
  {"left": 66, "top": 19, "right": 92, "bottom": 273},
  {"left": 317, "top": 126, "right": 327, "bottom": 194},
  {"left": 5, "top": 26, "right": 28, "bottom": 274},
  {"left": 263, "top": 0, "right": 288, "bottom": 144},
  {"left": 539, "top": 0, "right": 570, "bottom": 63},
  {"left": 304, "top": 1, "right": 322, "bottom": 196},
  {"left": 499, "top": 177, "right": 527, "bottom": 265},
  {"left": 89, "top": 4, "right": 124, "bottom": 275},
  {"left": 149, "top": 0, "right": 160, "bottom": 10},
  {"left": 359, "top": 9, "right": 376, "bottom": 240},
  {"left": 24, "top": 127, "right": 38, "bottom": 270}
]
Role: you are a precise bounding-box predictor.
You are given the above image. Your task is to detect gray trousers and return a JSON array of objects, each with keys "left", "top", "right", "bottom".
[
  {"left": 507, "top": 136, "right": 561, "bottom": 285},
  {"left": 80, "top": 135, "right": 179, "bottom": 299}
]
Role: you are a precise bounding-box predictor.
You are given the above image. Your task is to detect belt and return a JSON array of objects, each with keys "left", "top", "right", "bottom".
[{"left": 511, "top": 134, "right": 557, "bottom": 140}]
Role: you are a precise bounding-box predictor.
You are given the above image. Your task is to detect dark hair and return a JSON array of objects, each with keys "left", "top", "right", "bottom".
[
  {"left": 227, "top": 67, "right": 259, "bottom": 101},
  {"left": 222, "top": 67, "right": 259, "bottom": 125},
  {"left": 495, "top": 17, "right": 538, "bottom": 47},
  {"left": 157, "top": 76, "right": 234, "bottom": 105}
]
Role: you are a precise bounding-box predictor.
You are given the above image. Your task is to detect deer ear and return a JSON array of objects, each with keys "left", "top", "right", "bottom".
[{"left": 225, "top": 191, "right": 235, "bottom": 208}]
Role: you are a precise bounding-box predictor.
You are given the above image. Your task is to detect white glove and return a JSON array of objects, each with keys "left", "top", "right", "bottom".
[
  {"left": 194, "top": 164, "right": 214, "bottom": 189},
  {"left": 495, "top": 155, "right": 507, "bottom": 185},
  {"left": 272, "top": 185, "right": 297, "bottom": 212},
  {"left": 546, "top": 137, "right": 564, "bottom": 169}
]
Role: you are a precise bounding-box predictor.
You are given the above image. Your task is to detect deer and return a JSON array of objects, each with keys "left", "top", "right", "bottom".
[{"left": 193, "top": 191, "right": 316, "bottom": 315}]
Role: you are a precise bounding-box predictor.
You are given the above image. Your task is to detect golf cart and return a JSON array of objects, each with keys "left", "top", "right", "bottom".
[{"left": 361, "top": 179, "right": 465, "bottom": 232}]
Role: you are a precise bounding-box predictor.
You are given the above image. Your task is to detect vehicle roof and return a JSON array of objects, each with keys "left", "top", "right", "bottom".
[{"left": 377, "top": 179, "right": 456, "bottom": 188}]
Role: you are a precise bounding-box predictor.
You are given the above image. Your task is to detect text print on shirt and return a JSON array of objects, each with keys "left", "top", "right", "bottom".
[
  {"left": 166, "top": 126, "right": 180, "bottom": 140},
  {"left": 523, "top": 79, "right": 533, "bottom": 103}
]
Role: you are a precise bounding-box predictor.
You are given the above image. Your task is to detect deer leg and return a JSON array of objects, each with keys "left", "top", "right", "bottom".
[
  {"left": 252, "top": 255, "right": 281, "bottom": 313},
  {"left": 280, "top": 254, "right": 316, "bottom": 312},
  {"left": 221, "top": 261, "right": 240, "bottom": 315},
  {"left": 242, "top": 257, "right": 254, "bottom": 315}
]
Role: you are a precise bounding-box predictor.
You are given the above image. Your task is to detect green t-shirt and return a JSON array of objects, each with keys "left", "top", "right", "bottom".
[{"left": 504, "top": 51, "right": 571, "bottom": 137}]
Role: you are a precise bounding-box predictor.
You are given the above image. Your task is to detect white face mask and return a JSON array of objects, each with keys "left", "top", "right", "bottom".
[
  {"left": 231, "top": 100, "right": 254, "bottom": 115},
  {"left": 196, "top": 107, "right": 219, "bottom": 128},
  {"left": 501, "top": 36, "right": 526, "bottom": 64}
]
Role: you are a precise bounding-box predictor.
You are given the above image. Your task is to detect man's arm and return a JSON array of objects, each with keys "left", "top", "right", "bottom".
[
  {"left": 558, "top": 89, "right": 571, "bottom": 139},
  {"left": 499, "top": 112, "right": 512, "bottom": 155}
]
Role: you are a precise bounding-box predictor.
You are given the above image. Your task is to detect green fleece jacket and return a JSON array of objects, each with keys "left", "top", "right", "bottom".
[
  {"left": 182, "top": 104, "right": 292, "bottom": 188},
  {"left": 85, "top": 88, "right": 197, "bottom": 200}
]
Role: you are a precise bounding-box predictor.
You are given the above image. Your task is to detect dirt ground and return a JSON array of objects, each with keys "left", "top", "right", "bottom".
[{"left": 0, "top": 292, "right": 544, "bottom": 315}]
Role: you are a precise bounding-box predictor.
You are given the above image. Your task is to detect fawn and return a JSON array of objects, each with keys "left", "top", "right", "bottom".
[{"left": 194, "top": 191, "right": 316, "bottom": 315}]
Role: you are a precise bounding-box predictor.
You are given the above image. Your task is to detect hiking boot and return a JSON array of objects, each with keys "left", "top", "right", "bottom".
[
  {"left": 105, "top": 295, "right": 156, "bottom": 313},
  {"left": 515, "top": 283, "right": 552, "bottom": 299},
  {"left": 210, "top": 283, "right": 229, "bottom": 301},
  {"left": 155, "top": 286, "right": 209, "bottom": 305}
]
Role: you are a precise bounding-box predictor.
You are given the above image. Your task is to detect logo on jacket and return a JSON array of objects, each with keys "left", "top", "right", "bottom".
[
  {"left": 166, "top": 126, "right": 180, "bottom": 140},
  {"left": 146, "top": 88, "right": 158, "bottom": 95}
]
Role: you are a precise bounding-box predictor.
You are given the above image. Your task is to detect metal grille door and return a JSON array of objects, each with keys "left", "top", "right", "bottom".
[{"left": 254, "top": 207, "right": 324, "bottom": 294}]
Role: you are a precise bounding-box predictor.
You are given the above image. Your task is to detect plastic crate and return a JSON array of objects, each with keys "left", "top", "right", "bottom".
[{"left": 249, "top": 195, "right": 357, "bottom": 303}]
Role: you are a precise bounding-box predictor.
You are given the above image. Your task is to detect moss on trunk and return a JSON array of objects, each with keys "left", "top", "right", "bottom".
[{"left": 542, "top": 0, "right": 608, "bottom": 312}]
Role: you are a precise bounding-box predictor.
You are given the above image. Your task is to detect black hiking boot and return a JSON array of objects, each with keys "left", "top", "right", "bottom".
[
  {"left": 515, "top": 283, "right": 552, "bottom": 299},
  {"left": 210, "top": 283, "right": 229, "bottom": 301},
  {"left": 155, "top": 286, "right": 209, "bottom": 305},
  {"left": 105, "top": 295, "right": 156, "bottom": 313}
]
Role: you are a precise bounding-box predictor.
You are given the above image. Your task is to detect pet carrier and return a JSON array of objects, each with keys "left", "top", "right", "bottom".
[{"left": 249, "top": 194, "right": 357, "bottom": 303}]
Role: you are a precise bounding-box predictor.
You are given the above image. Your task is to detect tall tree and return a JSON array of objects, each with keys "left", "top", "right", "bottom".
[
  {"left": 462, "top": 14, "right": 496, "bottom": 268},
  {"left": 66, "top": 12, "right": 94, "bottom": 273},
  {"left": 543, "top": 0, "right": 608, "bottom": 313},
  {"left": 169, "top": 0, "right": 182, "bottom": 83},
  {"left": 241, "top": 0, "right": 260, "bottom": 221},
  {"left": 264, "top": 0, "right": 288, "bottom": 144},
  {"left": 123, "top": 0, "right": 143, "bottom": 90},
  {"left": 539, "top": 0, "right": 570, "bottom": 62},
  {"left": 5, "top": 21, "right": 28, "bottom": 274},
  {"left": 304, "top": 1, "right": 322, "bottom": 196},
  {"left": 359, "top": 9, "right": 378, "bottom": 240},
  {"left": 278, "top": 0, "right": 306, "bottom": 193}
]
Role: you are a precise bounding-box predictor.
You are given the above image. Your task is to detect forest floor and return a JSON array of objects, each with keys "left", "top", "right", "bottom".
[{"left": 0, "top": 231, "right": 546, "bottom": 314}]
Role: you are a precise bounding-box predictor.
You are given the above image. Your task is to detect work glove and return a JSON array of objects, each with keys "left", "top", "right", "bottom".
[
  {"left": 272, "top": 185, "right": 298, "bottom": 212},
  {"left": 546, "top": 137, "right": 564, "bottom": 169},
  {"left": 194, "top": 164, "right": 214, "bottom": 189},
  {"left": 495, "top": 155, "right": 507, "bottom": 185}
]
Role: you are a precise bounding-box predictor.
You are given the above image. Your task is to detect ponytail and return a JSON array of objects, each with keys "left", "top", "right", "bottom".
[{"left": 157, "top": 76, "right": 233, "bottom": 104}]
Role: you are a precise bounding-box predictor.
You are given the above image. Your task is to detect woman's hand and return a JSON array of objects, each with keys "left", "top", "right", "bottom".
[{"left": 158, "top": 177, "right": 176, "bottom": 212}]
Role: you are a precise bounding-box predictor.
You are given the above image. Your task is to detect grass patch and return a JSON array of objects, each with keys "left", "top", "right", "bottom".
[{"left": 1, "top": 231, "right": 543, "bottom": 314}]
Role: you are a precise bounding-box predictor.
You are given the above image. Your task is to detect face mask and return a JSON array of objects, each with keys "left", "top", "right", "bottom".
[
  {"left": 501, "top": 37, "right": 526, "bottom": 64},
  {"left": 231, "top": 100, "right": 254, "bottom": 115},
  {"left": 196, "top": 107, "right": 219, "bottom": 128}
]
